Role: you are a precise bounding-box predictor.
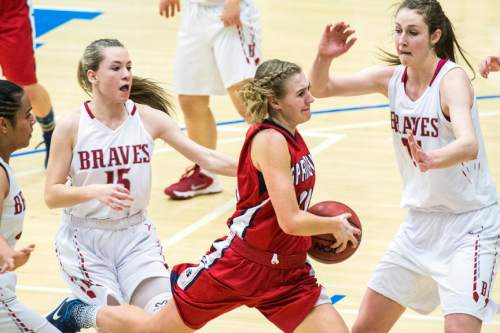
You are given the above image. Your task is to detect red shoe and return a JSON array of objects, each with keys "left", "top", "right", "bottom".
[{"left": 164, "top": 165, "right": 222, "bottom": 199}]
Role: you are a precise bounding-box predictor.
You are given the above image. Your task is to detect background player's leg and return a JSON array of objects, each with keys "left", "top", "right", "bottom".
[
  {"left": 351, "top": 288, "right": 405, "bottom": 333},
  {"left": 164, "top": 95, "right": 222, "bottom": 199},
  {"left": 178, "top": 95, "right": 216, "bottom": 149},
  {"left": 23, "top": 82, "right": 55, "bottom": 167},
  {"left": 444, "top": 314, "right": 482, "bottom": 333}
]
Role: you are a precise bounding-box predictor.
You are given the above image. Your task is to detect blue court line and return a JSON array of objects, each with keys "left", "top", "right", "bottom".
[
  {"left": 12, "top": 94, "right": 500, "bottom": 158},
  {"left": 331, "top": 294, "right": 346, "bottom": 304},
  {"left": 34, "top": 8, "right": 102, "bottom": 48},
  {"left": 12, "top": 148, "right": 47, "bottom": 157}
]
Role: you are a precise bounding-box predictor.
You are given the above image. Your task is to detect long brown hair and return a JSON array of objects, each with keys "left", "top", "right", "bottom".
[
  {"left": 77, "top": 38, "right": 174, "bottom": 115},
  {"left": 381, "top": 0, "right": 474, "bottom": 77}
]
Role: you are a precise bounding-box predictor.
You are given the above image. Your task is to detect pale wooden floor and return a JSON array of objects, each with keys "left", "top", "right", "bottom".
[{"left": 5, "top": 0, "right": 500, "bottom": 332}]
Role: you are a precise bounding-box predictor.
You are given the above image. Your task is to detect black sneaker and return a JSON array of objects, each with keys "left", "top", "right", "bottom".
[{"left": 46, "top": 298, "right": 84, "bottom": 333}]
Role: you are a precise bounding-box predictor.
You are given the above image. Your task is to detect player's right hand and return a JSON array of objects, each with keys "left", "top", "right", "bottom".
[
  {"left": 221, "top": 0, "right": 241, "bottom": 27},
  {"left": 331, "top": 213, "right": 360, "bottom": 253},
  {"left": 94, "top": 184, "right": 134, "bottom": 211},
  {"left": 317, "top": 22, "right": 357, "bottom": 59},
  {"left": 159, "top": 0, "right": 181, "bottom": 18},
  {"left": 478, "top": 55, "right": 500, "bottom": 78}
]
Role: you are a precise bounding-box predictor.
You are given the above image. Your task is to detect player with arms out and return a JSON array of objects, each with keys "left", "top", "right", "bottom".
[{"left": 310, "top": 1, "right": 500, "bottom": 332}]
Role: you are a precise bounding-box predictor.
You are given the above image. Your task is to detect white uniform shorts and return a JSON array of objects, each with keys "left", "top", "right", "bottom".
[
  {"left": 55, "top": 213, "right": 171, "bottom": 306},
  {"left": 0, "top": 272, "right": 59, "bottom": 332},
  {"left": 173, "top": 0, "right": 261, "bottom": 95},
  {"left": 369, "top": 204, "right": 500, "bottom": 322}
]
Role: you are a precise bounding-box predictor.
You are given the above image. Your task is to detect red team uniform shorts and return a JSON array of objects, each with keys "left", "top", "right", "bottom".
[
  {"left": 0, "top": 0, "right": 37, "bottom": 85},
  {"left": 171, "top": 234, "right": 327, "bottom": 333}
]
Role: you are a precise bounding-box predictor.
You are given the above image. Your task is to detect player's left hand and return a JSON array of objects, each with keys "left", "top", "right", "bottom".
[
  {"left": 221, "top": 0, "right": 241, "bottom": 27},
  {"left": 408, "top": 131, "right": 433, "bottom": 172}
]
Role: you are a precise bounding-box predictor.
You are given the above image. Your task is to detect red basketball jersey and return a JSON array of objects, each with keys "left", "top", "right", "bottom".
[{"left": 227, "top": 120, "right": 315, "bottom": 254}]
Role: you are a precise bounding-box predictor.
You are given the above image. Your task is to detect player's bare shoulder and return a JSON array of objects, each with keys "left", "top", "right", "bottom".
[
  {"left": 55, "top": 108, "right": 81, "bottom": 141},
  {"left": 439, "top": 66, "right": 474, "bottom": 107},
  {"left": 251, "top": 128, "right": 289, "bottom": 164},
  {"left": 368, "top": 64, "right": 397, "bottom": 94},
  {"left": 440, "top": 66, "right": 472, "bottom": 92},
  {"left": 136, "top": 103, "right": 175, "bottom": 139}
]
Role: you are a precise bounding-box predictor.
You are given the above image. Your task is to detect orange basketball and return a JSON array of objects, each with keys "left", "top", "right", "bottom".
[{"left": 308, "top": 201, "right": 362, "bottom": 264}]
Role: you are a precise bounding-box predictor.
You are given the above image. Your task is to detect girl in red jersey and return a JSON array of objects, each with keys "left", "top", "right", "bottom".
[{"left": 51, "top": 59, "right": 360, "bottom": 333}]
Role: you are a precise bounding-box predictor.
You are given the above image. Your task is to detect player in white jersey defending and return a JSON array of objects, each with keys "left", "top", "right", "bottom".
[
  {"left": 43, "top": 39, "right": 237, "bottom": 332},
  {"left": 159, "top": 0, "right": 261, "bottom": 199},
  {"left": 0, "top": 80, "right": 66, "bottom": 332},
  {"left": 310, "top": 1, "right": 500, "bottom": 333}
]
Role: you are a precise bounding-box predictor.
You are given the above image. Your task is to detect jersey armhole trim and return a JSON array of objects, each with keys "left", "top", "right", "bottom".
[{"left": 0, "top": 162, "right": 11, "bottom": 197}]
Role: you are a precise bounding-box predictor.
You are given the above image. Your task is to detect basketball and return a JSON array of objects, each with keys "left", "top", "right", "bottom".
[{"left": 308, "top": 201, "right": 362, "bottom": 264}]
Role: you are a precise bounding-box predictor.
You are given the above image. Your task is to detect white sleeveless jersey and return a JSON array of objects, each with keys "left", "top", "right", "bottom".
[
  {"left": 67, "top": 100, "right": 153, "bottom": 219},
  {"left": 0, "top": 157, "right": 25, "bottom": 248},
  {"left": 388, "top": 60, "right": 498, "bottom": 213}
]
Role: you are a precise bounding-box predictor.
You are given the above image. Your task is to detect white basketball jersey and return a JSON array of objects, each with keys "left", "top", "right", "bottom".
[
  {"left": 67, "top": 100, "right": 153, "bottom": 219},
  {"left": 388, "top": 60, "right": 498, "bottom": 213},
  {"left": 0, "top": 157, "right": 25, "bottom": 248}
]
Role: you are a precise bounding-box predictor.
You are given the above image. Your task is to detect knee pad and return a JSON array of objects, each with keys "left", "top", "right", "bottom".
[{"left": 144, "top": 292, "right": 171, "bottom": 313}]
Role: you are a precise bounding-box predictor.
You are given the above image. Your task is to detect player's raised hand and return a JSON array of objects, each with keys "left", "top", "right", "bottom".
[
  {"left": 317, "top": 22, "right": 357, "bottom": 59},
  {"left": 92, "top": 184, "right": 134, "bottom": 211},
  {"left": 221, "top": 0, "right": 241, "bottom": 27},
  {"left": 478, "top": 55, "right": 500, "bottom": 78},
  {"left": 159, "top": 0, "right": 181, "bottom": 18}
]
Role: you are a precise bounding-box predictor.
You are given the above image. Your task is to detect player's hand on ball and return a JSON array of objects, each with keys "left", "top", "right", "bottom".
[{"left": 331, "top": 213, "right": 360, "bottom": 253}]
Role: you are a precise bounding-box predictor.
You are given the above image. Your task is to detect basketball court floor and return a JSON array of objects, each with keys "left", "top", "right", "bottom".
[{"left": 3, "top": 0, "right": 500, "bottom": 332}]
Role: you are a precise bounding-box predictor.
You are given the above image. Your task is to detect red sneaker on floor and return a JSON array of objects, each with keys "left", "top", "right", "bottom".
[{"left": 164, "top": 165, "right": 222, "bottom": 199}]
